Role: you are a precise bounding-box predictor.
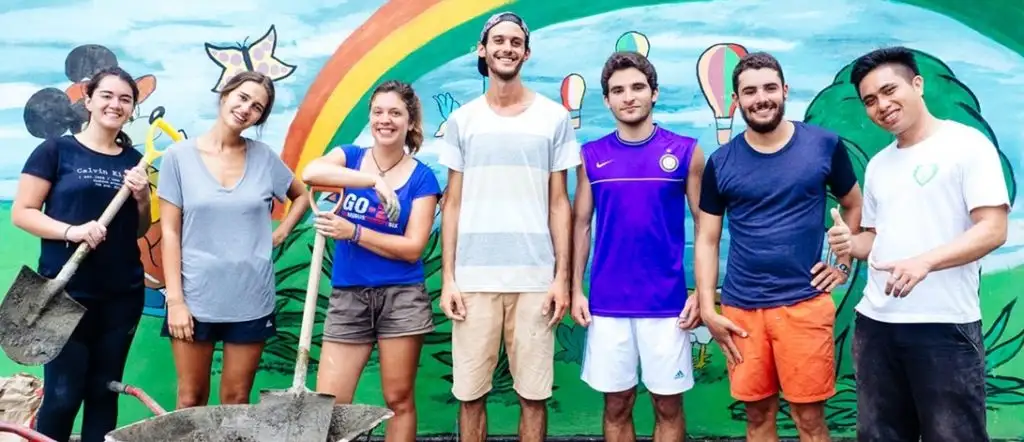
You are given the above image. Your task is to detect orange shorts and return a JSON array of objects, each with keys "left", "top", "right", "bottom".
[{"left": 721, "top": 293, "right": 836, "bottom": 404}]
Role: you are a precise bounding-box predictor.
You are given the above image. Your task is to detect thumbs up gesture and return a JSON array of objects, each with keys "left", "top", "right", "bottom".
[{"left": 827, "top": 207, "right": 853, "bottom": 258}]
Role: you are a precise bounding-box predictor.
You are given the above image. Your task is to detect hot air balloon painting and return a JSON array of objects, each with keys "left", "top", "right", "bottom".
[
  {"left": 561, "top": 73, "right": 586, "bottom": 129},
  {"left": 615, "top": 31, "right": 651, "bottom": 58},
  {"left": 696, "top": 43, "right": 749, "bottom": 145}
]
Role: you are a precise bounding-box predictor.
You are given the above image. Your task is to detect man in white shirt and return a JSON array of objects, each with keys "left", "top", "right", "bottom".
[
  {"left": 829, "top": 46, "right": 1009, "bottom": 442},
  {"left": 437, "top": 11, "right": 579, "bottom": 442}
]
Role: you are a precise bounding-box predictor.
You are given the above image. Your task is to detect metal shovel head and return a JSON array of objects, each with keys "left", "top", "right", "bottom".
[
  {"left": 0, "top": 266, "right": 86, "bottom": 365},
  {"left": 257, "top": 386, "right": 336, "bottom": 441},
  {"left": 327, "top": 404, "right": 395, "bottom": 442}
]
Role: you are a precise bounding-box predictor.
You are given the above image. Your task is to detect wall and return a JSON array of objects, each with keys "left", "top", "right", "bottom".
[{"left": 1, "top": 0, "right": 1023, "bottom": 438}]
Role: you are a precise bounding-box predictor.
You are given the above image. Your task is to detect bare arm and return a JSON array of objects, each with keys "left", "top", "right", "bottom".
[
  {"left": 686, "top": 145, "right": 706, "bottom": 238},
  {"left": 834, "top": 183, "right": 863, "bottom": 266},
  {"left": 136, "top": 196, "right": 152, "bottom": 238},
  {"left": 571, "top": 161, "right": 593, "bottom": 295},
  {"left": 159, "top": 199, "right": 185, "bottom": 306},
  {"left": 301, "top": 148, "right": 378, "bottom": 189},
  {"left": 851, "top": 229, "right": 876, "bottom": 260},
  {"left": 919, "top": 205, "right": 1008, "bottom": 271},
  {"left": 274, "top": 179, "right": 311, "bottom": 234},
  {"left": 695, "top": 211, "right": 724, "bottom": 315},
  {"left": 11, "top": 174, "right": 72, "bottom": 240},
  {"left": 441, "top": 170, "right": 463, "bottom": 285},
  {"left": 549, "top": 170, "right": 572, "bottom": 284},
  {"left": 355, "top": 195, "right": 439, "bottom": 263}
]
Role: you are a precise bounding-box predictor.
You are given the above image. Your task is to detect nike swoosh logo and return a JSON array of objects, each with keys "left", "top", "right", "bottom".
[{"left": 596, "top": 160, "right": 613, "bottom": 168}]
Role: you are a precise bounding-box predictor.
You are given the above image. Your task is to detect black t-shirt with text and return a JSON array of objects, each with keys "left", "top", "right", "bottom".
[{"left": 21, "top": 135, "right": 145, "bottom": 299}]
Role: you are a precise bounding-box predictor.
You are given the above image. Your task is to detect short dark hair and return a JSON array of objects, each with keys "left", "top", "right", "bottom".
[
  {"left": 731, "top": 52, "right": 785, "bottom": 92},
  {"left": 849, "top": 46, "right": 921, "bottom": 91},
  {"left": 600, "top": 51, "right": 658, "bottom": 97}
]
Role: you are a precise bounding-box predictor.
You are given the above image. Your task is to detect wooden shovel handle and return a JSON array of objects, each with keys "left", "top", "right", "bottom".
[{"left": 307, "top": 185, "right": 345, "bottom": 215}]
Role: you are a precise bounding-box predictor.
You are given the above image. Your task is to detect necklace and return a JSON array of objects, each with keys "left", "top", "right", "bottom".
[{"left": 370, "top": 148, "right": 404, "bottom": 177}]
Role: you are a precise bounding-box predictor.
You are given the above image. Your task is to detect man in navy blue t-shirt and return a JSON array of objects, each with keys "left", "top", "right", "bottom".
[{"left": 694, "top": 52, "right": 863, "bottom": 441}]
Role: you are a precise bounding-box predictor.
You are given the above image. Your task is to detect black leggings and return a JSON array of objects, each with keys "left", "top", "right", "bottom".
[{"left": 34, "top": 293, "right": 144, "bottom": 442}]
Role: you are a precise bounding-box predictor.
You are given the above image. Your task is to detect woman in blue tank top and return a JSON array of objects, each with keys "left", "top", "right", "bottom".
[
  {"left": 12, "top": 67, "right": 151, "bottom": 442},
  {"left": 302, "top": 80, "right": 441, "bottom": 442}
]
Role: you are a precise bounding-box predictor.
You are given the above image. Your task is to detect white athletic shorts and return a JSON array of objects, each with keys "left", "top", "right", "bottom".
[{"left": 581, "top": 315, "right": 694, "bottom": 396}]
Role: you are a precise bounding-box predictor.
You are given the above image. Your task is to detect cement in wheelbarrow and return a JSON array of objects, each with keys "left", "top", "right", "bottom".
[{"left": 104, "top": 402, "right": 394, "bottom": 442}]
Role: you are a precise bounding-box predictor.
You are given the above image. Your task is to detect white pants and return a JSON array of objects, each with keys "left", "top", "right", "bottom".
[{"left": 581, "top": 315, "right": 694, "bottom": 396}]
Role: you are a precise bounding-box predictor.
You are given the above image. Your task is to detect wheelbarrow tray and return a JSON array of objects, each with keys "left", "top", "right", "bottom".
[{"left": 104, "top": 403, "right": 393, "bottom": 442}]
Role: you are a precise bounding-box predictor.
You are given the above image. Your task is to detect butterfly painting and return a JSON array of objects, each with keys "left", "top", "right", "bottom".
[{"left": 204, "top": 25, "right": 297, "bottom": 93}]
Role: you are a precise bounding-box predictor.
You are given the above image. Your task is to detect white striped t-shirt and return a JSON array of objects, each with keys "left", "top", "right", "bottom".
[{"left": 438, "top": 94, "right": 581, "bottom": 293}]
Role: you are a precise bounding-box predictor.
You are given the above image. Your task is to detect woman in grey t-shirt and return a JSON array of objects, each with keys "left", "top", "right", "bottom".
[{"left": 156, "top": 71, "right": 310, "bottom": 409}]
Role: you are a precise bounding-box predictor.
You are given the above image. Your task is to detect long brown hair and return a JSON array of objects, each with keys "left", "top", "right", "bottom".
[
  {"left": 219, "top": 71, "right": 276, "bottom": 127},
  {"left": 370, "top": 80, "right": 424, "bottom": 154},
  {"left": 84, "top": 67, "right": 139, "bottom": 149}
]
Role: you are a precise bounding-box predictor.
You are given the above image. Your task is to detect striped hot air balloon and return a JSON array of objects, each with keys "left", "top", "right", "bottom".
[
  {"left": 615, "top": 31, "right": 651, "bottom": 58},
  {"left": 560, "top": 73, "right": 586, "bottom": 129},
  {"left": 696, "top": 43, "right": 749, "bottom": 145}
]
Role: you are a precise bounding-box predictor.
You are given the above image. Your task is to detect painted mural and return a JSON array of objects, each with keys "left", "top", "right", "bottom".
[{"left": 1, "top": 0, "right": 1023, "bottom": 438}]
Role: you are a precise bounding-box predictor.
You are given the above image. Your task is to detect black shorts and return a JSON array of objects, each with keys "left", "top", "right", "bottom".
[{"left": 160, "top": 312, "right": 276, "bottom": 344}]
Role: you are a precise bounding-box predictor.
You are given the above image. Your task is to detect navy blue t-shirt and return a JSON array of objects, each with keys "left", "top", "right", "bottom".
[
  {"left": 699, "top": 122, "right": 857, "bottom": 309},
  {"left": 21, "top": 135, "right": 145, "bottom": 299}
]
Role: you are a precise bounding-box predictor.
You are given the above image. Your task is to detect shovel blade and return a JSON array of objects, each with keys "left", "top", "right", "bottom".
[
  {"left": 327, "top": 404, "right": 394, "bottom": 442},
  {"left": 258, "top": 388, "right": 336, "bottom": 441},
  {"left": 0, "top": 266, "right": 86, "bottom": 365}
]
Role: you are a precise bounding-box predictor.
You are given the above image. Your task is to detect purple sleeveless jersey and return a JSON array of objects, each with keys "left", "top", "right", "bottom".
[{"left": 581, "top": 125, "right": 698, "bottom": 318}]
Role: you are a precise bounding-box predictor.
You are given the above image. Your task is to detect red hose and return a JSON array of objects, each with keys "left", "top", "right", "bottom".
[
  {"left": 0, "top": 421, "right": 58, "bottom": 442},
  {"left": 107, "top": 381, "right": 167, "bottom": 416}
]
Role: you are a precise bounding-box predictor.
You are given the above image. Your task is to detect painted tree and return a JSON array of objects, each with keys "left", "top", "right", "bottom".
[
  {"left": 728, "top": 49, "right": 1023, "bottom": 431},
  {"left": 805, "top": 48, "right": 1017, "bottom": 379}
]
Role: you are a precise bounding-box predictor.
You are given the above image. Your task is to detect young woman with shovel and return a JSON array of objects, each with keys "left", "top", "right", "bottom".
[
  {"left": 302, "top": 80, "right": 441, "bottom": 442},
  {"left": 11, "top": 67, "right": 152, "bottom": 442},
  {"left": 156, "top": 71, "right": 310, "bottom": 409}
]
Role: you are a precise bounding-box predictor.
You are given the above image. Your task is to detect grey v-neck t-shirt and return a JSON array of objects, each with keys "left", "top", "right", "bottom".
[{"left": 157, "top": 137, "right": 294, "bottom": 323}]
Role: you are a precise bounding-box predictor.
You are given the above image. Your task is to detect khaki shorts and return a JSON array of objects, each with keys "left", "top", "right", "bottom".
[
  {"left": 323, "top": 283, "right": 435, "bottom": 344},
  {"left": 451, "top": 292, "right": 554, "bottom": 402}
]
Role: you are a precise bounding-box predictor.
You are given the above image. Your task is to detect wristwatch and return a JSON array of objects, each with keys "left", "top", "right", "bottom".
[{"left": 837, "top": 263, "right": 851, "bottom": 276}]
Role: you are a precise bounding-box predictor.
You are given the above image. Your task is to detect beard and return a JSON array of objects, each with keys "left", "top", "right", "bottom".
[
  {"left": 740, "top": 100, "right": 786, "bottom": 133},
  {"left": 488, "top": 53, "right": 524, "bottom": 81}
]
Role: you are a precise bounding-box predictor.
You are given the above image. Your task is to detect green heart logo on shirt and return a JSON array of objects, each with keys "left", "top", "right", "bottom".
[{"left": 913, "top": 164, "right": 938, "bottom": 186}]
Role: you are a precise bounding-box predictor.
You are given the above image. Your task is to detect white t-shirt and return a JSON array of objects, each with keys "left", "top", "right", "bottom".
[
  {"left": 856, "top": 119, "right": 1010, "bottom": 323},
  {"left": 437, "top": 94, "right": 581, "bottom": 293}
]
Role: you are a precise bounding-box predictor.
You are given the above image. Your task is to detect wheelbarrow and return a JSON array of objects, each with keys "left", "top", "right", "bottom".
[
  {"left": 103, "top": 381, "right": 394, "bottom": 442},
  {"left": 0, "top": 381, "right": 394, "bottom": 442}
]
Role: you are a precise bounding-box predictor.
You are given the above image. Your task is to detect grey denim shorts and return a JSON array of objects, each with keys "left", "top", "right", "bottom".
[{"left": 323, "top": 283, "right": 435, "bottom": 344}]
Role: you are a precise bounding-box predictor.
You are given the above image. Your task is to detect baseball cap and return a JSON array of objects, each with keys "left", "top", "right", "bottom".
[{"left": 477, "top": 11, "right": 530, "bottom": 77}]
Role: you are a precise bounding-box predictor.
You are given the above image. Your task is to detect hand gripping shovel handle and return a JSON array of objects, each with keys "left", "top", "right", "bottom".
[
  {"left": 24, "top": 157, "right": 148, "bottom": 326},
  {"left": 291, "top": 186, "right": 345, "bottom": 390},
  {"left": 53, "top": 179, "right": 135, "bottom": 284},
  {"left": 50, "top": 118, "right": 181, "bottom": 289}
]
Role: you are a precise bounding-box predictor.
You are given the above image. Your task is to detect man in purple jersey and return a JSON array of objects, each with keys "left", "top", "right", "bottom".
[{"left": 571, "top": 51, "right": 704, "bottom": 442}]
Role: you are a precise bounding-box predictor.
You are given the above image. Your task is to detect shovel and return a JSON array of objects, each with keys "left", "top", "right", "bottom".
[
  {"left": 0, "top": 118, "right": 184, "bottom": 366},
  {"left": 256, "top": 185, "right": 345, "bottom": 441}
]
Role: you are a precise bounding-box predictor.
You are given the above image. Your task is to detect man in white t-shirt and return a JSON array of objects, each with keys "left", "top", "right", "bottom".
[
  {"left": 828, "top": 46, "right": 1009, "bottom": 442},
  {"left": 436, "top": 11, "right": 580, "bottom": 442}
]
